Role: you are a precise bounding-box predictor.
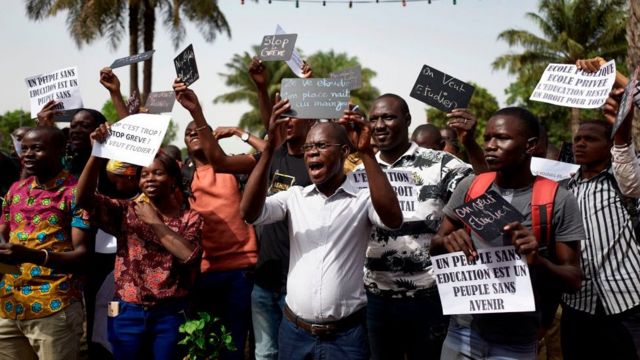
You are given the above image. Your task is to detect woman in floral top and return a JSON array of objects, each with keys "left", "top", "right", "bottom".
[{"left": 77, "top": 124, "right": 203, "bottom": 360}]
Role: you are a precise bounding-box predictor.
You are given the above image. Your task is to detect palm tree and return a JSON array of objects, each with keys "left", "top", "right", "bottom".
[
  {"left": 215, "top": 48, "right": 380, "bottom": 133},
  {"left": 493, "top": 0, "right": 627, "bottom": 134},
  {"left": 25, "top": 0, "right": 230, "bottom": 104},
  {"left": 627, "top": 0, "right": 640, "bottom": 147}
]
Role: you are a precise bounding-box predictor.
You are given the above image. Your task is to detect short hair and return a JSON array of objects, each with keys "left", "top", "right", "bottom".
[
  {"left": 162, "top": 145, "right": 182, "bottom": 163},
  {"left": 579, "top": 119, "right": 613, "bottom": 139},
  {"left": 491, "top": 107, "right": 540, "bottom": 139},
  {"left": 24, "top": 126, "right": 66, "bottom": 150},
  {"left": 376, "top": 93, "right": 411, "bottom": 118},
  {"left": 412, "top": 124, "right": 442, "bottom": 141},
  {"left": 310, "top": 122, "right": 350, "bottom": 146},
  {"left": 73, "top": 108, "right": 107, "bottom": 127}
]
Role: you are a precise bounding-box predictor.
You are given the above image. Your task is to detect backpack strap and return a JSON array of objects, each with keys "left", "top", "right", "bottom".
[
  {"left": 531, "top": 176, "right": 559, "bottom": 253},
  {"left": 465, "top": 172, "right": 497, "bottom": 202}
]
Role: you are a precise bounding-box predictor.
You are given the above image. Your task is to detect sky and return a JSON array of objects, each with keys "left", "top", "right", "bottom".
[{"left": 0, "top": 0, "right": 540, "bottom": 154}]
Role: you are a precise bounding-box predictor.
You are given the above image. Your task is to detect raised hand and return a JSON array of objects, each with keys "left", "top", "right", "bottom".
[
  {"left": 90, "top": 123, "right": 111, "bottom": 145},
  {"left": 339, "top": 105, "right": 372, "bottom": 153},
  {"left": 446, "top": 108, "right": 477, "bottom": 145},
  {"left": 173, "top": 78, "right": 201, "bottom": 113},
  {"left": 575, "top": 57, "right": 606, "bottom": 73},
  {"left": 213, "top": 126, "right": 239, "bottom": 140},
  {"left": 301, "top": 60, "right": 313, "bottom": 79},
  {"left": 36, "top": 100, "right": 63, "bottom": 127},
  {"left": 99, "top": 67, "right": 121, "bottom": 93},
  {"left": 266, "top": 93, "right": 291, "bottom": 151},
  {"left": 248, "top": 57, "right": 268, "bottom": 88}
]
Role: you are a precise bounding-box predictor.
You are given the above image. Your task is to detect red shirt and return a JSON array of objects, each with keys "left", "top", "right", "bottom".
[{"left": 93, "top": 194, "right": 203, "bottom": 306}]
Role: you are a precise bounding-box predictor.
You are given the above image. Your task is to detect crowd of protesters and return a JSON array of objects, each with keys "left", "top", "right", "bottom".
[{"left": 0, "top": 55, "right": 639, "bottom": 360}]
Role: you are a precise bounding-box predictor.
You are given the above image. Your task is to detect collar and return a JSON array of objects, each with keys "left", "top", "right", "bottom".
[
  {"left": 568, "top": 165, "right": 613, "bottom": 186},
  {"left": 302, "top": 177, "right": 359, "bottom": 198},
  {"left": 30, "top": 171, "right": 70, "bottom": 191},
  {"left": 376, "top": 142, "right": 419, "bottom": 167}
]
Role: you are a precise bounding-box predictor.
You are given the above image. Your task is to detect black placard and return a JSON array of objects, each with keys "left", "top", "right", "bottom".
[
  {"left": 258, "top": 34, "right": 297, "bottom": 61},
  {"left": 410, "top": 65, "right": 475, "bottom": 112},
  {"left": 110, "top": 50, "right": 155, "bottom": 69},
  {"left": 557, "top": 142, "right": 575, "bottom": 164},
  {"left": 53, "top": 109, "right": 77, "bottom": 123},
  {"left": 145, "top": 91, "right": 176, "bottom": 114},
  {"left": 453, "top": 190, "right": 525, "bottom": 242},
  {"left": 612, "top": 67, "right": 640, "bottom": 138},
  {"left": 330, "top": 66, "right": 362, "bottom": 90},
  {"left": 280, "top": 78, "right": 350, "bottom": 119},
  {"left": 174, "top": 44, "right": 199, "bottom": 87}
]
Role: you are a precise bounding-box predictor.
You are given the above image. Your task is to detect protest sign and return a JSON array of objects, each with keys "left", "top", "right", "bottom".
[
  {"left": 348, "top": 169, "right": 417, "bottom": 215},
  {"left": 25, "top": 66, "right": 83, "bottom": 119},
  {"left": 91, "top": 113, "right": 170, "bottom": 167},
  {"left": 530, "top": 157, "right": 580, "bottom": 181},
  {"left": 530, "top": 60, "right": 617, "bottom": 109},
  {"left": 410, "top": 65, "right": 475, "bottom": 112},
  {"left": 558, "top": 142, "right": 575, "bottom": 164},
  {"left": 330, "top": 66, "right": 362, "bottom": 90},
  {"left": 432, "top": 245, "right": 536, "bottom": 314},
  {"left": 280, "top": 78, "right": 350, "bottom": 119},
  {"left": 612, "top": 66, "right": 640, "bottom": 137},
  {"left": 259, "top": 34, "right": 297, "bottom": 61},
  {"left": 453, "top": 190, "right": 525, "bottom": 242},
  {"left": 174, "top": 44, "right": 199, "bottom": 87},
  {"left": 110, "top": 50, "right": 155, "bottom": 69},
  {"left": 145, "top": 91, "right": 176, "bottom": 114},
  {"left": 276, "top": 25, "right": 305, "bottom": 77}
]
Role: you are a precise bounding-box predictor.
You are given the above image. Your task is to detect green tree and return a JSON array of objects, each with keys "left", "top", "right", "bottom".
[
  {"left": 493, "top": 0, "right": 627, "bottom": 135},
  {"left": 25, "top": 0, "right": 230, "bottom": 102},
  {"left": 0, "top": 110, "right": 35, "bottom": 153},
  {"left": 215, "top": 48, "right": 380, "bottom": 133},
  {"left": 425, "top": 82, "right": 499, "bottom": 144}
]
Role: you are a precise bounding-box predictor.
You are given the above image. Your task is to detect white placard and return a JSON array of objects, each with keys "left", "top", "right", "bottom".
[
  {"left": 25, "top": 66, "right": 83, "bottom": 118},
  {"left": 276, "top": 25, "right": 305, "bottom": 77},
  {"left": 91, "top": 113, "right": 170, "bottom": 167},
  {"left": 530, "top": 157, "right": 580, "bottom": 181},
  {"left": 530, "top": 60, "right": 616, "bottom": 109},
  {"left": 432, "top": 246, "right": 535, "bottom": 315},
  {"left": 348, "top": 169, "right": 417, "bottom": 215}
]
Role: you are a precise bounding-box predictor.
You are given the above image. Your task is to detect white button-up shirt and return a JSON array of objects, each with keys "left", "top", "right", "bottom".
[{"left": 252, "top": 179, "right": 387, "bottom": 322}]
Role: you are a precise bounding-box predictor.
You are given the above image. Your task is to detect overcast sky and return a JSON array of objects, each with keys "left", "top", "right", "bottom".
[{"left": 1, "top": 0, "right": 539, "bottom": 153}]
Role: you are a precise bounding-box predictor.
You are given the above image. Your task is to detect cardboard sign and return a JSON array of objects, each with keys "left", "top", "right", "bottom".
[
  {"left": 91, "top": 113, "right": 171, "bottom": 167},
  {"left": 330, "top": 66, "right": 362, "bottom": 90},
  {"left": 259, "top": 34, "right": 297, "bottom": 61},
  {"left": 453, "top": 190, "right": 525, "bottom": 242},
  {"left": 280, "top": 78, "right": 350, "bottom": 119},
  {"left": 52, "top": 109, "right": 77, "bottom": 123},
  {"left": 110, "top": 50, "right": 155, "bottom": 69},
  {"left": 276, "top": 25, "right": 305, "bottom": 77},
  {"left": 145, "top": 91, "right": 176, "bottom": 114},
  {"left": 348, "top": 169, "right": 417, "bottom": 215},
  {"left": 25, "top": 66, "right": 83, "bottom": 119},
  {"left": 612, "top": 66, "right": 640, "bottom": 137},
  {"left": 558, "top": 142, "right": 575, "bottom": 164},
  {"left": 530, "top": 157, "right": 580, "bottom": 181},
  {"left": 410, "top": 65, "right": 475, "bottom": 112},
  {"left": 530, "top": 60, "right": 617, "bottom": 109},
  {"left": 174, "top": 44, "right": 199, "bottom": 87},
  {"left": 433, "top": 245, "right": 536, "bottom": 314}
]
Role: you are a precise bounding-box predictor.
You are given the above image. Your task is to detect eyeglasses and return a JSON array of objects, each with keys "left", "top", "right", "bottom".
[{"left": 301, "top": 142, "right": 343, "bottom": 152}]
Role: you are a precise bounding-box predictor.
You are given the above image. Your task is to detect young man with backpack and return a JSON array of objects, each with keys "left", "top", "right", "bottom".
[{"left": 431, "top": 107, "right": 584, "bottom": 360}]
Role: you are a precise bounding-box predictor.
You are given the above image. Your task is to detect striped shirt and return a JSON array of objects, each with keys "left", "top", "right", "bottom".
[{"left": 564, "top": 167, "right": 640, "bottom": 315}]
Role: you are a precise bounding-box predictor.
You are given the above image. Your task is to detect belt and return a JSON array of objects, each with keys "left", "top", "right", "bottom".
[{"left": 283, "top": 304, "right": 364, "bottom": 337}]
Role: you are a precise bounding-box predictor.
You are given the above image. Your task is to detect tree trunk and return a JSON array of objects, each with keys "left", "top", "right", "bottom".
[
  {"left": 628, "top": 0, "right": 640, "bottom": 148},
  {"left": 570, "top": 107, "right": 581, "bottom": 135},
  {"left": 129, "top": 0, "right": 140, "bottom": 97},
  {"left": 141, "top": 0, "right": 155, "bottom": 106}
]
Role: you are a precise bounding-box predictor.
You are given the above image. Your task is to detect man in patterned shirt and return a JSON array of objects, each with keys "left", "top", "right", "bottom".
[
  {"left": 0, "top": 127, "right": 91, "bottom": 360},
  {"left": 359, "top": 94, "right": 472, "bottom": 359}
]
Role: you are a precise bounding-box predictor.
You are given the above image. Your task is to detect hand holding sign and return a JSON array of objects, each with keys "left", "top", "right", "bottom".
[
  {"left": 173, "top": 79, "right": 202, "bottom": 114},
  {"left": 301, "top": 61, "right": 313, "bottom": 79},
  {"left": 36, "top": 100, "right": 63, "bottom": 127},
  {"left": 504, "top": 222, "right": 539, "bottom": 263},
  {"left": 99, "top": 68, "right": 121, "bottom": 94},
  {"left": 248, "top": 57, "right": 268, "bottom": 88},
  {"left": 339, "top": 106, "right": 372, "bottom": 153},
  {"left": 266, "top": 94, "right": 291, "bottom": 151},
  {"left": 611, "top": 67, "right": 639, "bottom": 139},
  {"left": 441, "top": 228, "right": 478, "bottom": 263},
  {"left": 446, "top": 108, "right": 478, "bottom": 145}
]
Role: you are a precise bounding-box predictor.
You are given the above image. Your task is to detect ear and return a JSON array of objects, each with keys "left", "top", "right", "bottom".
[
  {"left": 405, "top": 113, "right": 412, "bottom": 127},
  {"left": 340, "top": 144, "right": 350, "bottom": 159},
  {"left": 525, "top": 136, "right": 539, "bottom": 155}
]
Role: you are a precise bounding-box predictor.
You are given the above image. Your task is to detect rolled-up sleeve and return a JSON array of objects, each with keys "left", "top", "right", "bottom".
[
  {"left": 611, "top": 143, "right": 640, "bottom": 197},
  {"left": 251, "top": 190, "right": 290, "bottom": 226}
]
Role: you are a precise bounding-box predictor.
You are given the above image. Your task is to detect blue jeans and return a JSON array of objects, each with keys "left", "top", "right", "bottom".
[
  {"left": 278, "top": 313, "right": 369, "bottom": 360},
  {"left": 251, "top": 285, "right": 285, "bottom": 360},
  {"left": 107, "top": 300, "right": 187, "bottom": 360},
  {"left": 367, "top": 291, "right": 447, "bottom": 360},
  {"left": 440, "top": 318, "right": 537, "bottom": 360},
  {"left": 192, "top": 269, "right": 254, "bottom": 360}
]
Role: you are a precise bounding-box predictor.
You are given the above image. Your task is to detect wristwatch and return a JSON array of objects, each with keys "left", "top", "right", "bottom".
[{"left": 240, "top": 132, "right": 250, "bottom": 142}]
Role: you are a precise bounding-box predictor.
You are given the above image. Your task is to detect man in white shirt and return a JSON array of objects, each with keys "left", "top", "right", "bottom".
[{"left": 241, "top": 98, "right": 403, "bottom": 360}]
